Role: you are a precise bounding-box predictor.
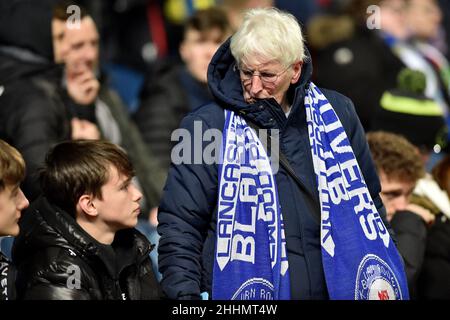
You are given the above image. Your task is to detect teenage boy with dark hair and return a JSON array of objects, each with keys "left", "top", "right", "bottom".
[
  {"left": 0, "top": 139, "right": 29, "bottom": 300},
  {"left": 12, "top": 140, "right": 160, "bottom": 300}
]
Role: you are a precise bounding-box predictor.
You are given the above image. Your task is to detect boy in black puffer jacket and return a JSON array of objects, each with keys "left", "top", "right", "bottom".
[{"left": 12, "top": 140, "right": 161, "bottom": 300}]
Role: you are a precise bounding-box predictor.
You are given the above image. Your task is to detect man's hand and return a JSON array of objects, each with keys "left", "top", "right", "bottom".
[
  {"left": 406, "top": 203, "right": 436, "bottom": 225},
  {"left": 71, "top": 117, "right": 101, "bottom": 140},
  {"left": 66, "top": 69, "right": 100, "bottom": 105}
]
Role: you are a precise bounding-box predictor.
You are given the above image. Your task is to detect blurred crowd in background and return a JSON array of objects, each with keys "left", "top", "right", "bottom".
[{"left": 1, "top": 0, "right": 450, "bottom": 299}]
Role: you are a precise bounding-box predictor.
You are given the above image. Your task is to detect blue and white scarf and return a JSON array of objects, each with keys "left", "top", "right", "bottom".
[
  {"left": 212, "top": 110, "right": 290, "bottom": 300},
  {"left": 305, "top": 83, "right": 409, "bottom": 300},
  {"left": 213, "top": 82, "right": 409, "bottom": 300}
]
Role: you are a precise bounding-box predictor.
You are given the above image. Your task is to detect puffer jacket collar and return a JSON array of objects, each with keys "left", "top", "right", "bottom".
[
  {"left": 13, "top": 197, "right": 152, "bottom": 279},
  {"left": 207, "top": 37, "right": 314, "bottom": 129}
]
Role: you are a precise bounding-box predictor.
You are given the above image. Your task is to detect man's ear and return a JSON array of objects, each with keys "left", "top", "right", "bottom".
[
  {"left": 77, "top": 194, "right": 98, "bottom": 217},
  {"left": 291, "top": 61, "right": 303, "bottom": 84}
]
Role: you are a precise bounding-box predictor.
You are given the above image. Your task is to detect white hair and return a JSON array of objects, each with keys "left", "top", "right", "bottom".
[{"left": 230, "top": 7, "right": 305, "bottom": 67}]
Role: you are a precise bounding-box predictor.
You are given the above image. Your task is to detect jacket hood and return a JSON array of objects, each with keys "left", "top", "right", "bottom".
[
  {"left": 0, "top": 48, "right": 62, "bottom": 84},
  {"left": 0, "top": 0, "right": 55, "bottom": 61},
  {"left": 207, "top": 37, "right": 314, "bottom": 115},
  {"left": 13, "top": 197, "right": 152, "bottom": 277}
]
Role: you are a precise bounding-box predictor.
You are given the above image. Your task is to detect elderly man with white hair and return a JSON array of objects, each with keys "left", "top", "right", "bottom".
[{"left": 158, "top": 7, "right": 408, "bottom": 300}]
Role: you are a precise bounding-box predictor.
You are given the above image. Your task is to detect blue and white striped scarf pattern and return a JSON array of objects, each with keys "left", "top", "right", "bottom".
[
  {"left": 305, "top": 82, "right": 409, "bottom": 300},
  {"left": 213, "top": 110, "right": 290, "bottom": 300}
]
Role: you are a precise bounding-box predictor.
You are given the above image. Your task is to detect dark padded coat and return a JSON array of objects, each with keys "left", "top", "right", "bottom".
[
  {"left": 12, "top": 197, "right": 161, "bottom": 300},
  {"left": 0, "top": 252, "right": 16, "bottom": 300},
  {"left": 157, "top": 39, "right": 393, "bottom": 300},
  {"left": 390, "top": 210, "right": 427, "bottom": 299},
  {"left": 418, "top": 213, "right": 450, "bottom": 299}
]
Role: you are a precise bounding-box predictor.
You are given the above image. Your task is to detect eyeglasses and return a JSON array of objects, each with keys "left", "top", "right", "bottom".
[{"left": 234, "top": 64, "right": 292, "bottom": 84}]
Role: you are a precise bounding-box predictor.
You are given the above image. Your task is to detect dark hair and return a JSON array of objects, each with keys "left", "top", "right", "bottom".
[
  {"left": 40, "top": 140, "right": 134, "bottom": 216},
  {"left": 0, "top": 140, "right": 25, "bottom": 191},
  {"left": 53, "top": 1, "right": 88, "bottom": 21},
  {"left": 367, "top": 131, "right": 424, "bottom": 183},
  {"left": 184, "top": 7, "right": 231, "bottom": 38}
]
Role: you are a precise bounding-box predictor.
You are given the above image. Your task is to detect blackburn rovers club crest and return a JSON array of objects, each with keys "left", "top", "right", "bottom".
[
  {"left": 231, "top": 278, "right": 275, "bottom": 300},
  {"left": 355, "top": 254, "right": 403, "bottom": 300}
]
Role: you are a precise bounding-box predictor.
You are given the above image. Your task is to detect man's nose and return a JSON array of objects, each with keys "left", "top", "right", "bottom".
[
  {"left": 249, "top": 75, "right": 264, "bottom": 95},
  {"left": 130, "top": 183, "right": 143, "bottom": 202},
  {"left": 83, "top": 45, "right": 98, "bottom": 65},
  {"left": 393, "top": 196, "right": 408, "bottom": 212},
  {"left": 17, "top": 188, "right": 29, "bottom": 211}
]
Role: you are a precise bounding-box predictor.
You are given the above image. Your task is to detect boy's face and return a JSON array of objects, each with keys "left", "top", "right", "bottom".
[
  {"left": 379, "top": 171, "right": 416, "bottom": 221},
  {"left": 92, "top": 166, "right": 142, "bottom": 232},
  {"left": 0, "top": 184, "right": 29, "bottom": 237},
  {"left": 180, "top": 27, "right": 229, "bottom": 83}
]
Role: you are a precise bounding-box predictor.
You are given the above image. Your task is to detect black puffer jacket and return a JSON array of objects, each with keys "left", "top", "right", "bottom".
[
  {"left": 12, "top": 197, "right": 161, "bottom": 300},
  {"left": 418, "top": 213, "right": 450, "bottom": 299},
  {"left": 390, "top": 211, "right": 427, "bottom": 299}
]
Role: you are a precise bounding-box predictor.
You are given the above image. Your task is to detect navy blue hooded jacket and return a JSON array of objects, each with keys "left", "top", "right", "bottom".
[{"left": 157, "top": 39, "right": 392, "bottom": 300}]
